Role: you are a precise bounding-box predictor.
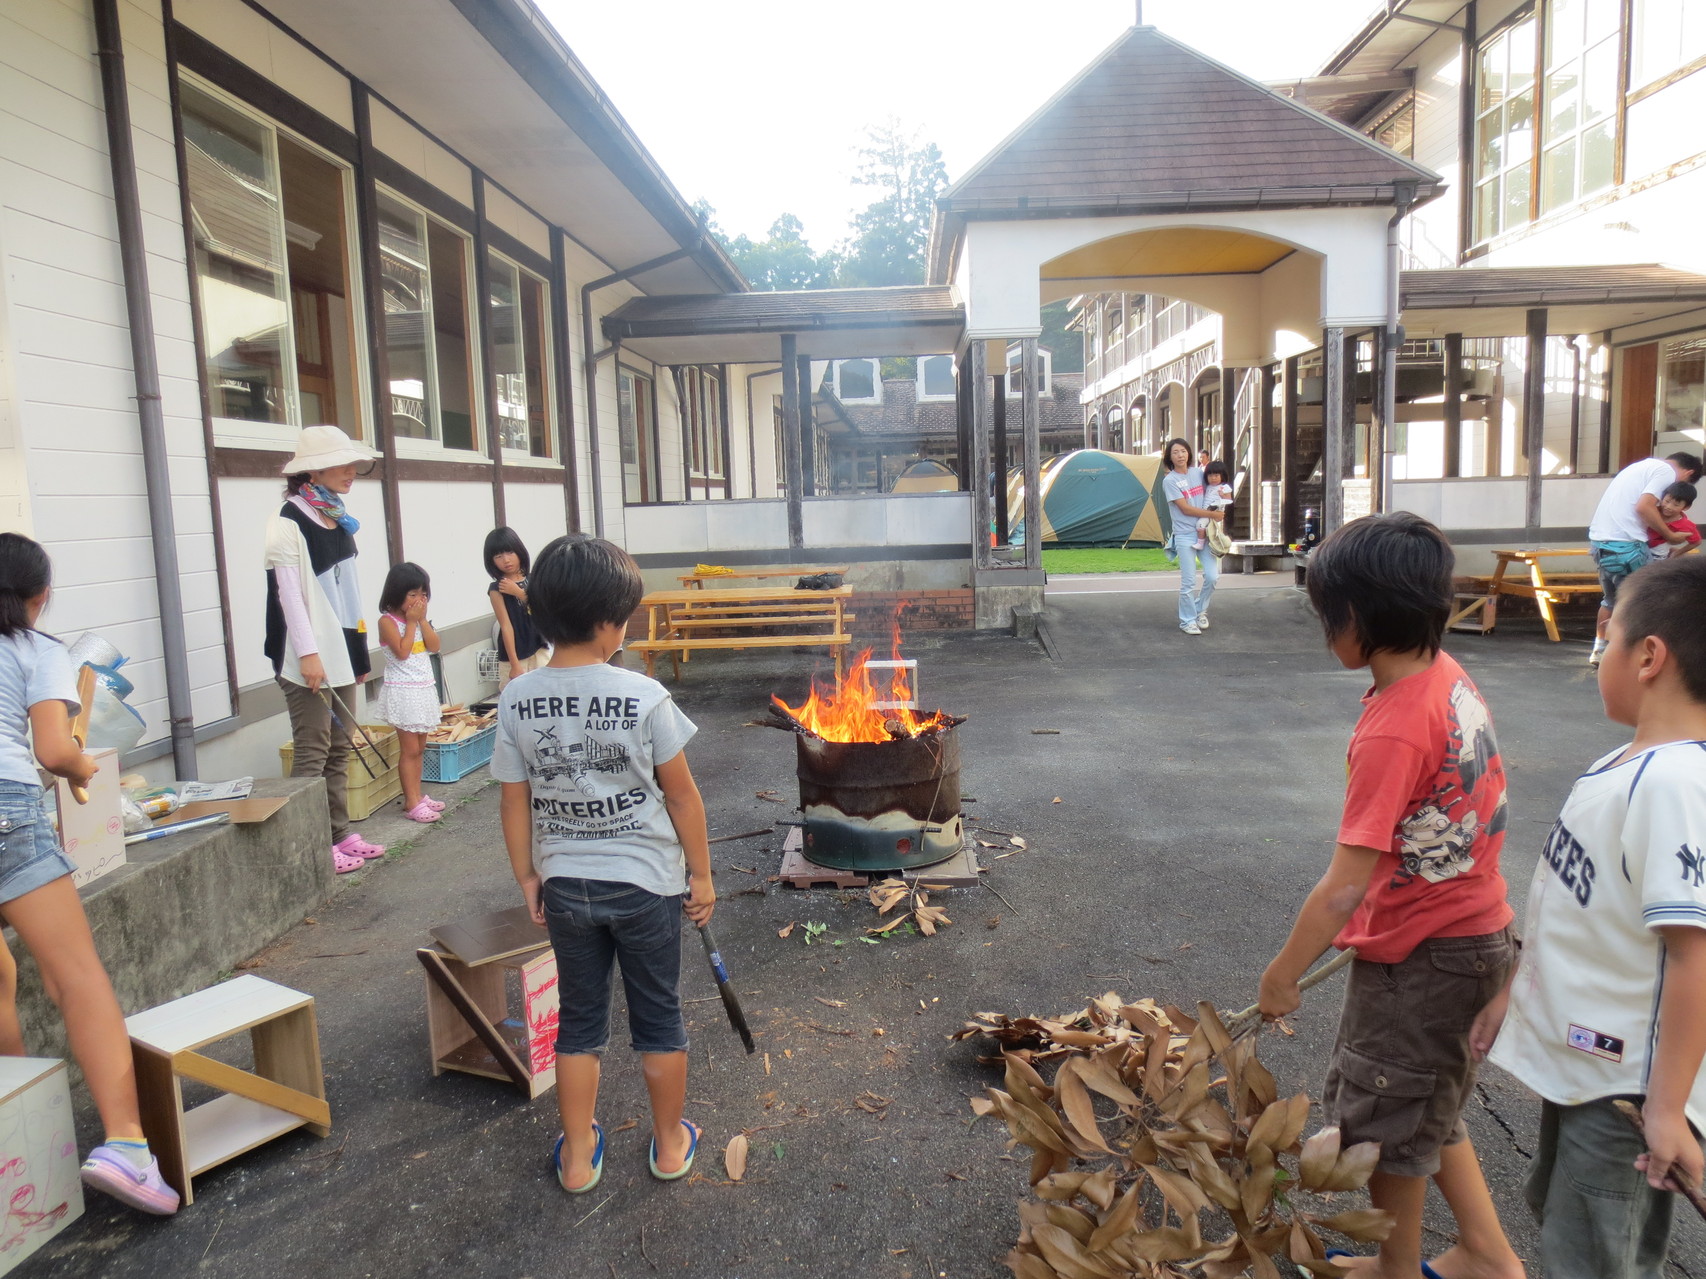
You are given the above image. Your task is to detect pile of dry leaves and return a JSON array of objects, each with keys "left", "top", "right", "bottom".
[
  {"left": 869, "top": 877, "right": 952, "bottom": 936},
  {"left": 955, "top": 994, "right": 1391, "bottom": 1278}
]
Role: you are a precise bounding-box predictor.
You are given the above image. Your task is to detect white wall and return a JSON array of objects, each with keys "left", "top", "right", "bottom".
[
  {"left": 0, "top": 0, "right": 233, "bottom": 747},
  {"left": 174, "top": 0, "right": 354, "bottom": 131}
]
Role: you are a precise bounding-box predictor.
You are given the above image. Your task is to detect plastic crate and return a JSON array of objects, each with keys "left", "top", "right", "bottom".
[
  {"left": 421, "top": 723, "right": 497, "bottom": 783},
  {"left": 280, "top": 724, "right": 400, "bottom": 821}
]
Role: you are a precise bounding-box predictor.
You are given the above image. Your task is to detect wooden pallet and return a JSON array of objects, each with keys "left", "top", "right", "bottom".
[{"left": 776, "top": 826, "right": 981, "bottom": 889}]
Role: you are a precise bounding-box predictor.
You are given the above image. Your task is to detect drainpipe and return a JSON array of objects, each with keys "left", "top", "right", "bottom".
[
  {"left": 94, "top": 0, "right": 198, "bottom": 779},
  {"left": 580, "top": 247, "right": 693, "bottom": 535},
  {"left": 1379, "top": 182, "right": 1417, "bottom": 513},
  {"left": 744, "top": 367, "right": 780, "bottom": 499}
]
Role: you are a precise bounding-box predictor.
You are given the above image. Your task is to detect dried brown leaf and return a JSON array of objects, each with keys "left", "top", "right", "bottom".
[
  {"left": 1311, "top": 1208, "right": 1397, "bottom": 1243},
  {"left": 1142, "top": 1162, "right": 1210, "bottom": 1225},
  {"left": 1075, "top": 1051, "right": 1140, "bottom": 1108},
  {"left": 1247, "top": 1091, "right": 1310, "bottom": 1154},
  {"left": 1033, "top": 1172, "right": 1089, "bottom": 1202},
  {"left": 1119, "top": 1226, "right": 1201, "bottom": 1265},
  {"left": 1242, "top": 1141, "right": 1276, "bottom": 1224},
  {"left": 1053, "top": 1060, "right": 1111, "bottom": 1153},
  {"left": 1043, "top": 1203, "right": 1097, "bottom": 1243},
  {"left": 1298, "top": 1125, "right": 1342, "bottom": 1191},
  {"left": 724, "top": 1133, "right": 748, "bottom": 1182},
  {"left": 1030, "top": 1225, "right": 1119, "bottom": 1279},
  {"left": 1003, "top": 1248, "right": 1059, "bottom": 1279},
  {"left": 969, "top": 1096, "right": 996, "bottom": 1117},
  {"left": 1078, "top": 1168, "right": 1117, "bottom": 1213},
  {"left": 1010, "top": 836, "right": 1028, "bottom": 849},
  {"left": 1086, "top": 1179, "right": 1143, "bottom": 1251},
  {"left": 1325, "top": 1141, "right": 1383, "bottom": 1192},
  {"left": 1184, "top": 1142, "right": 1242, "bottom": 1212},
  {"left": 813, "top": 996, "right": 846, "bottom": 1008}
]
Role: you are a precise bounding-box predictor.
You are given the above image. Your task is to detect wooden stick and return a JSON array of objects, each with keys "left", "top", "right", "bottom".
[
  {"left": 1224, "top": 947, "right": 1358, "bottom": 1041},
  {"left": 69, "top": 664, "right": 96, "bottom": 804},
  {"left": 1612, "top": 1099, "right": 1706, "bottom": 1221}
]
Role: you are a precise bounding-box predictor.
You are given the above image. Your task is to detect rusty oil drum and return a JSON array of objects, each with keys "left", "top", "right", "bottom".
[{"left": 794, "top": 725, "right": 963, "bottom": 871}]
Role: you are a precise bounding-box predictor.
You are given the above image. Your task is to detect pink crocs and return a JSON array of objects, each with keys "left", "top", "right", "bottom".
[
  {"left": 405, "top": 799, "right": 441, "bottom": 823},
  {"left": 80, "top": 1144, "right": 180, "bottom": 1215},
  {"left": 420, "top": 794, "right": 446, "bottom": 812},
  {"left": 334, "top": 831, "right": 386, "bottom": 861},
  {"left": 332, "top": 846, "right": 364, "bottom": 874}
]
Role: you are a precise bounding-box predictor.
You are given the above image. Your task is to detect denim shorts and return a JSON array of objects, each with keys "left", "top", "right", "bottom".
[
  {"left": 1591, "top": 540, "right": 1650, "bottom": 610},
  {"left": 542, "top": 877, "right": 687, "bottom": 1056},
  {"left": 0, "top": 782, "right": 75, "bottom": 907}
]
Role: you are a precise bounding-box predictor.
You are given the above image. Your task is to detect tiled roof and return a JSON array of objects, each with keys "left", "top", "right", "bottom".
[
  {"left": 836, "top": 373, "right": 1086, "bottom": 438},
  {"left": 939, "top": 26, "right": 1439, "bottom": 214},
  {"left": 1401, "top": 265, "right": 1706, "bottom": 309},
  {"left": 603, "top": 286, "right": 962, "bottom": 338}
]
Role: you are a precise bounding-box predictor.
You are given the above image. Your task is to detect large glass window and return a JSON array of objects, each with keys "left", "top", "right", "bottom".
[
  {"left": 1633, "top": 0, "right": 1706, "bottom": 87},
  {"left": 1474, "top": 14, "right": 1538, "bottom": 241},
  {"left": 917, "top": 355, "right": 955, "bottom": 401},
  {"left": 618, "top": 367, "right": 658, "bottom": 503},
  {"left": 377, "top": 192, "right": 479, "bottom": 451},
  {"left": 679, "top": 366, "right": 724, "bottom": 484},
  {"left": 1540, "top": 0, "right": 1620, "bottom": 214},
  {"left": 181, "top": 80, "right": 363, "bottom": 434},
  {"left": 487, "top": 253, "right": 552, "bottom": 458},
  {"left": 833, "top": 359, "right": 879, "bottom": 402}
]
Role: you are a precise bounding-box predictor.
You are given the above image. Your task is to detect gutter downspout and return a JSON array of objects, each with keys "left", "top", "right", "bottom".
[
  {"left": 1379, "top": 182, "right": 1417, "bottom": 514},
  {"left": 580, "top": 247, "right": 693, "bottom": 536},
  {"left": 94, "top": 0, "right": 198, "bottom": 779},
  {"left": 745, "top": 367, "right": 780, "bottom": 499}
]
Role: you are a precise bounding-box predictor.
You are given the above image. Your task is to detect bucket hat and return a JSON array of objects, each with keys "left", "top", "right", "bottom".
[{"left": 280, "top": 425, "right": 379, "bottom": 475}]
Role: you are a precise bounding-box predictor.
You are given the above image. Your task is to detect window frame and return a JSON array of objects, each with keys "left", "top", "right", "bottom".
[
  {"left": 1005, "top": 345, "right": 1053, "bottom": 397},
  {"left": 618, "top": 364, "right": 661, "bottom": 505},
  {"left": 486, "top": 247, "right": 556, "bottom": 464},
  {"left": 832, "top": 358, "right": 882, "bottom": 404},
  {"left": 376, "top": 185, "right": 488, "bottom": 459},
  {"left": 180, "top": 73, "right": 372, "bottom": 453},
  {"left": 916, "top": 354, "right": 957, "bottom": 403}
]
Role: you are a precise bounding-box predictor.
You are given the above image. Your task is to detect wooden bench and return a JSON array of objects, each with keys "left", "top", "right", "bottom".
[
  {"left": 1447, "top": 549, "right": 1599, "bottom": 641},
  {"left": 677, "top": 564, "right": 850, "bottom": 589},
  {"left": 628, "top": 586, "right": 852, "bottom": 682}
]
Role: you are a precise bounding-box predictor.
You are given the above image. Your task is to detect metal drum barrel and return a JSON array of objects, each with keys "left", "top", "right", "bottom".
[{"left": 794, "top": 726, "right": 963, "bottom": 871}]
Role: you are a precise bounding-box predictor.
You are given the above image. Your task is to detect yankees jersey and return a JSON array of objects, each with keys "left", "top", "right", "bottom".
[{"left": 1490, "top": 739, "right": 1706, "bottom": 1125}]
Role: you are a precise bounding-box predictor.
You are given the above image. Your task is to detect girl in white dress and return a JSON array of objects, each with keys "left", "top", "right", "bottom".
[{"left": 376, "top": 563, "right": 443, "bottom": 822}]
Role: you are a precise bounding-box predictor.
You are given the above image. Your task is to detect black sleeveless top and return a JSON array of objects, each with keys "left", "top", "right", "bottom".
[{"left": 490, "top": 579, "right": 543, "bottom": 661}]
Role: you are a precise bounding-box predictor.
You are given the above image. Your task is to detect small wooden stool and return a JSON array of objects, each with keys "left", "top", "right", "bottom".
[
  {"left": 126, "top": 975, "right": 329, "bottom": 1204},
  {"left": 418, "top": 905, "right": 560, "bottom": 1098}
]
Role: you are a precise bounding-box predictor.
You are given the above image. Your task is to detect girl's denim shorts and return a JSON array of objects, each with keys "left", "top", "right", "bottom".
[{"left": 0, "top": 782, "right": 75, "bottom": 907}]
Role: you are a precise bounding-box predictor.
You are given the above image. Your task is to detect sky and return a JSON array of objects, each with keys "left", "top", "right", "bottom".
[{"left": 534, "top": 0, "right": 1382, "bottom": 249}]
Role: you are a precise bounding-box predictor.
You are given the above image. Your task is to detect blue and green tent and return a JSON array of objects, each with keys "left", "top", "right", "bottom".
[{"left": 1009, "top": 449, "right": 1173, "bottom": 547}]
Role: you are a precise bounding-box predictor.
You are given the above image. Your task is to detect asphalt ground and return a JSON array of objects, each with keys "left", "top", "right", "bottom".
[{"left": 21, "top": 574, "right": 1705, "bottom": 1278}]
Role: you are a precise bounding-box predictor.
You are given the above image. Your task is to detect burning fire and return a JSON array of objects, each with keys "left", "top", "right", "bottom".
[{"left": 772, "top": 630, "right": 950, "bottom": 744}]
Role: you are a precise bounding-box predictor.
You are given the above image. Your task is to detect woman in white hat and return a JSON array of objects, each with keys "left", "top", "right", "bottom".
[{"left": 264, "top": 426, "right": 389, "bottom": 874}]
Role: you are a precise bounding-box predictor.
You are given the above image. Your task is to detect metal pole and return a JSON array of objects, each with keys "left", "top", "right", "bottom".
[
  {"left": 1523, "top": 307, "right": 1548, "bottom": 532},
  {"left": 94, "top": 0, "right": 198, "bottom": 779},
  {"left": 968, "top": 340, "right": 992, "bottom": 569}
]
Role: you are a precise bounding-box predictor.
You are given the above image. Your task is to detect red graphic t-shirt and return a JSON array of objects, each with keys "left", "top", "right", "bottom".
[{"left": 1334, "top": 651, "right": 1514, "bottom": 963}]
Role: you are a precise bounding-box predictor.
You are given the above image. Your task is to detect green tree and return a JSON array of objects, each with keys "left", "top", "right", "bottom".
[
  {"left": 701, "top": 205, "right": 839, "bottom": 292},
  {"left": 834, "top": 122, "right": 949, "bottom": 288}
]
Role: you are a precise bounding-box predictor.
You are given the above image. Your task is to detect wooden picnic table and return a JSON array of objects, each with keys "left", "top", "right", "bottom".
[
  {"left": 1447, "top": 548, "right": 1600, "bottom": 642},
  {"left": 677, "top": 565, "right": 850, "bottom": 588},
  {"left": 627, "top": 585, "right": 853, "bottom": 681}
]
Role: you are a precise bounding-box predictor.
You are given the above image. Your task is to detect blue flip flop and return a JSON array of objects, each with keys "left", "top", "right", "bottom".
[
  {"left": 648, "top": 1119, "right": 699, "bottom": 1181},
  {"left": 1325, "top": 1249, "right": 1444, "bottom": 1279},
  {"left": 551, "top": 1121, "right": 604, "bottom": 1194}
]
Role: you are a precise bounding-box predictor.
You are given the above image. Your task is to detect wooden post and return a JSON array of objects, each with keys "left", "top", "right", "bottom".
[
  {"left": 798, "top": 355, "right": 816, "bottom": 497},
  {"left": 1442, "top": 332, "right": 1463, "bottom": 479},
  {"left": 1257, "top": 364, "right": 1275, "bottom": 541},
  {"left": 472, "top": 175, "right": 506, "bottom": 529},
  {"left": 1220, "top": 366, "right": 1236, "bottom": 464},
  {"left": 954, "top": 346, "right": 972, "bottom": 489},
  {"left": 992, "top": 368, "right": 1009, "bottom": 545},
  {"left": 1323, "top": 327, "right": 1349, "bottom": 531},
  {"left": 968, "top": 340, "right": 992, "bottom": 569},
  {"left": 1523, "top": 308, "right": 1548, "bottom": 532},
  {"left": 780, "top": 334, "right": 803, "bottom": 549},
  {"left": 1280, "top": 355, "right": 1300, "bottom": 543},
  {"left": 1021, "top": 336, "right": 1043, "bottom": 572}
]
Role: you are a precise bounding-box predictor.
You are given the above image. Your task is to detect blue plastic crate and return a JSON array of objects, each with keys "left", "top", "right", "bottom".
[{"left": 421, "top": 723, "right": 497, "bottom": 783}]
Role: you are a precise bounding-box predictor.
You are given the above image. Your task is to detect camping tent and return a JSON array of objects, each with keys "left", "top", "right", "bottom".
[
  {"left": 889, "top": 458, "right": 958, "bottom": 493},
  {"left": 1008, "top": 449, "right": 1172, "bottom": 547}
]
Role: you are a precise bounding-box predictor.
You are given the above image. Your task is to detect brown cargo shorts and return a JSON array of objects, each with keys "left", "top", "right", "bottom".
[{"left": 1322, "top": 927, "right": 1516, "bottom": 1177}]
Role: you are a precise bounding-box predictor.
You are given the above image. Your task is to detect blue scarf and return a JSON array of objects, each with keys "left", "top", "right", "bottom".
[{"left": 302, "top": 483, "right": 360, "bottom": 534}]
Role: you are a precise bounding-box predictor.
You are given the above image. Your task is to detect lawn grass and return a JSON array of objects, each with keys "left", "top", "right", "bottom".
[{"left": 1041, "top": 546, "right": 1174, "bottom": 574}]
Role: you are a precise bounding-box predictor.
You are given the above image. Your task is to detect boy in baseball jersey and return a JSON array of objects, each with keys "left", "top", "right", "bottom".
[{"left": 1478, "top": 554, "right": 1706, "bottom": 1278}]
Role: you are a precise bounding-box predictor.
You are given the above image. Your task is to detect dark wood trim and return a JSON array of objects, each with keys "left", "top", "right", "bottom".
[
  {"left": 798, "top": 354, "right": 816, "bottom": 497},
  {"left": 1281, "top": 355, "right": 1300, "bottom": 542},
  {"left": 1219, "top": 365, "right": 1236, "bottom": 464},
  {"left": 1523, "top": 308, "right": 1548, "bottom": 528},
  {"left": 1443, "top": 332, "right": 1464, "bottom": 478},
  {"left": 211, "top": 446, "right": 555, "bottom": 485},
  {"left": 550, "top": 228, "right": 581, "bottom": 530},
  {"left": 170, "top": 23, "right": 356, "bottom": 163},
  {"left": 1528, "top": 3, "right": 1545, "bottom": 227},
  {"left": 1458, "top": 3, "right": 1478, "bottom": 262},
  {"left": 672, "top": 366, "right": 692, "bottom": 501},
  {"left": 1598, "top": 330, "right": 1614, "bottom": 475},
  {"left": 472, "top": 174, "right": 506, "bottom": 529},
  {"left": 163, "top": 1, "right": 240, "bottom": 710},
  {"left": 991, "top": 370, "right": 1008, "bottom": 544},
  {"left": 716, "top": 364, "right": 733, "bottom": 502},
  {"left": 368, "top": 152, "right": 474, "bottom": 231},
  {"left": 1568, "top": 334, "right": 1584, "bottom": 474},
  {"left": 485, "top": 224, "right": 552, "bottom": 281},
  {"left": 780, "top": 334, "right": 803, "bottom": 549},
  {"left": 352, "top": 85, "right": 405, "bottom": 564}
]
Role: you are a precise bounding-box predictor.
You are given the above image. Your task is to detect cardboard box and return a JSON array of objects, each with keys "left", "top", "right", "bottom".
[
  {"left": 0, "top": 1057, "right": 84, "bottom": 1274},
  {"left": 53, "top": 748, "right": 125, "bottom": 889}
]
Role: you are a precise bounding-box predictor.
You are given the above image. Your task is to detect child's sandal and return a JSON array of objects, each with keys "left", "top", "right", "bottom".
[
  {"left": 332, "top": 847, "right": 364, "bottom": 874},
  {"left": 405, "top": 800, "right": 441, "bottom": 823},
  {"left": 648, "top": 1119, "right": 699, "bottom": 1181},
  {"left": 551, "top": 1122, "right": 603, "bottom": 1194}
]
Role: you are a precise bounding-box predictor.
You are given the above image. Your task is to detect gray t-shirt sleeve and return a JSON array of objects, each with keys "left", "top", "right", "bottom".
[
  {"left": 489, "top": 687, "right": 528, "bottom": 783},
  {"left": 28, "top": 635, "right": 79, "bottom": 715},
  {"left": 648, "top": 695, "right": 697, "bottom": 766},
  {"left": 1162, "top": 472, "right": 1187, "bottom": 507}
]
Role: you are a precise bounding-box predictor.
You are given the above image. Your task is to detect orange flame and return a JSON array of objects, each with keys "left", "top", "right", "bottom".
[{"left": 772, "top": 625, "right": 950, "bottom": 743}]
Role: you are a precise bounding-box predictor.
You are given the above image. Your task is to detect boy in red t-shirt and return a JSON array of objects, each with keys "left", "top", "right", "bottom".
[
  {"left": 1260, "top": 512, "right": 1523, "bottom": 1279},
  {"left": 1645, "top": 481, "right": 1699, "bottom": 561}
]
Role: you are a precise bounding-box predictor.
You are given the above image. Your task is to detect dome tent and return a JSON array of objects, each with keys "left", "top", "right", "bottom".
[
  {"left": 889, "top": 458, "right": 958, "bottom": 492},
  {"left": 1008, "top": 449, "right": 1172, "bottom": 548}
]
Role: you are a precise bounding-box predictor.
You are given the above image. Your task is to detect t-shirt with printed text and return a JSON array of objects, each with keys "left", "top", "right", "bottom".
[
  {"left": 1162, "top": 467, "right": 1204, "bottom": 538},
  {"left": 1490, "top": 741, "right": 1706, "bottom": 1130},
  {"left": 490, "top": 663, "right": 697, "bottom": 897},
  {"left": 1334, "top": 650, "right": 1514, "bottom": 962}
]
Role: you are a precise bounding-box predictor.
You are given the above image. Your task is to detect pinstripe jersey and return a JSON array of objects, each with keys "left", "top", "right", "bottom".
[{"left": 1490, "top": 740, "right": 1706, "bottom": 1122}]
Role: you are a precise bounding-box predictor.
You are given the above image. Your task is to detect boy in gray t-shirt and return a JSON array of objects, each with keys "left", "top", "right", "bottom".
[{"left": 491, "top": 535, "right": 714, "bottom": 1197}]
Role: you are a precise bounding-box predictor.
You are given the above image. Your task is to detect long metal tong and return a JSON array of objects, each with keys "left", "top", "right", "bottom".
[{"left": 319, "top": 686, "right": 383, "bottom": 780}]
